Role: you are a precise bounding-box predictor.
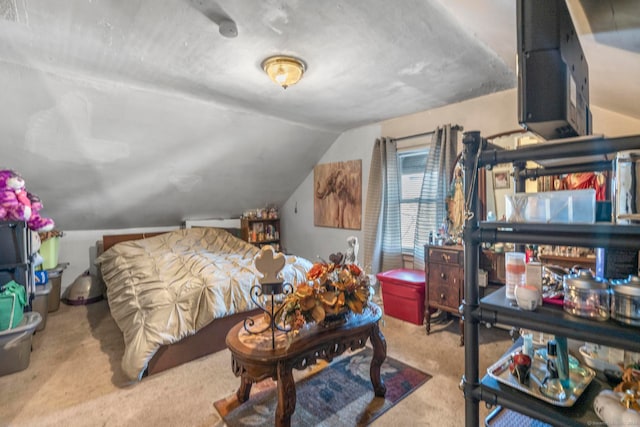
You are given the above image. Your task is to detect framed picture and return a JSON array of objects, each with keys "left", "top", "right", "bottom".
[
  {"left": 493, "top": 170, "right": 510, "bottom": 190},
  {"left": 314, "top": 160, "right": 362, "bottom": 229}
]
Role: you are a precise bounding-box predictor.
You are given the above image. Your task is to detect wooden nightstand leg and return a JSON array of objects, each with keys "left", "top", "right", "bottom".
[
  {"left": 275, "top": 361, "right": 295, "bottom": 427},
  {"left": 369, "top": 322, "right": 387, "bottom": 397},
  {"left": 236, "top": 374, "right": 252, "bottom": 402},
  {"left": 425, "top": 296, "right": 431, "bottom": 334},
  {"left": 425, "top": 311, "right": 431, "bottom": 335}
]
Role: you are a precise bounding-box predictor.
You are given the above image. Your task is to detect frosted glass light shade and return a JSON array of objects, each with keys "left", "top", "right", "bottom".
[{"left": 262, "top": 56, "right": 306, "bottom": 89}]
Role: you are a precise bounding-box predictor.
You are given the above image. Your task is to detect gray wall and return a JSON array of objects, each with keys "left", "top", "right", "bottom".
[
  {"left": 280, "top": 90, "right": 524, "bottom": 272},
  {"left": 281, "top": 124, "right": 380, "bottom": 265}
]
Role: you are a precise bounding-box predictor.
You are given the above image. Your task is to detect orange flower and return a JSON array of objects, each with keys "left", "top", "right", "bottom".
[
  {"left": 280, "top": 255, "right": 372, "bottom": 333},
  {"left": 294, "top": 283, "right": 314, "bottom": 298},
  {"left": 306, "top": 262, "right": 329, "bottom": 281},
  {"left": 347, "top": 264, "right": 362, "bottom": 276}
]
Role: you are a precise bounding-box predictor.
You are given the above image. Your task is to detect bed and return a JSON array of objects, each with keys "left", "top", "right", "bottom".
[{"left": 96, "top": 227, "right": 312, "bottom": 381}]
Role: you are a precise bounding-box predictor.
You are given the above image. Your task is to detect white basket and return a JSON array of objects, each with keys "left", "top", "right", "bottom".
[{"left": 579, "top": 346, "right": 623, "bottom": 373}]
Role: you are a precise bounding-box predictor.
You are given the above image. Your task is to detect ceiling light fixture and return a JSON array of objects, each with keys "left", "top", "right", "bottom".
[{"left": 262, "top": 56, "right": 306, "bottom": 89}]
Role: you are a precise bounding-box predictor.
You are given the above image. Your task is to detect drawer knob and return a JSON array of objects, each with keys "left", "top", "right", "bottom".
[
  {"left": 440, "top": 272, "right": 446, "bottom": 279},
  {"left": 440, "top": 293, "right": 445, "bottom": 300},
  {"left": 442, "top": 254, "right": 450, "bottom": 262}
]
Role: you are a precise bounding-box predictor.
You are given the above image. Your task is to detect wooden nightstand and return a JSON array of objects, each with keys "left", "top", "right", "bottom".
[{"left": 424, "top": 244, "right": 464, "bottom": 345}]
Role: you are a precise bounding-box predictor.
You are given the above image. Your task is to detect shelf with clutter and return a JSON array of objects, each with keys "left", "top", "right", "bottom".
[
  {"left": 240, "top": 205, "right": 281, "bottom": 251},
  {"left": 461, "top": 131, "right": 640, "bottom": 426},
  {"left": 0, "top": 168, "right": 64, "bottom": 377}
]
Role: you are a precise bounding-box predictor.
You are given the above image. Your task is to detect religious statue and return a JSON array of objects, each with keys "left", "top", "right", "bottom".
[
  {"left": 345, "top": 236, "right": 359, "bottom": 265},
  {"left": 447, "top": 165, "right": 465, "bottom": 238}
]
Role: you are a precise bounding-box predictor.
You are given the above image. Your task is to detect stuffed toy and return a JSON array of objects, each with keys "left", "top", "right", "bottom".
[
  {"left": 0, "top": 169, "right": 54, "bottom": 232},
  {"left": 0, "top": 169, "right": 31, "bottom": 221},
  {"left": 26, "top": 191, "right": 55, "bottom": 232}
]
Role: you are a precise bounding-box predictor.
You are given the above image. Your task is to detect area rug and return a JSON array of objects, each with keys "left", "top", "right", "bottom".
[{"left": 214, "top": 347, "right": 431, "bottom": 426}]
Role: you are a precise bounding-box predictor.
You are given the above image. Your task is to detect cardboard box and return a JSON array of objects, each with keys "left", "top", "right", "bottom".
[{"left": 376, "top": 269, "right": 425, "bottom": 325}]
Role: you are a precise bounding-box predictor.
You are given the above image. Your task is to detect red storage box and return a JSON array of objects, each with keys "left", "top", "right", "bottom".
[{"left": 376, "top": 269, "right": 425, "bottom": 325}]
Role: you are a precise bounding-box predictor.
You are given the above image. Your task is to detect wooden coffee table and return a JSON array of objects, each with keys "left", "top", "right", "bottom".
[{"left": 225, "top": 302, "right": 386, "bottom": 427}]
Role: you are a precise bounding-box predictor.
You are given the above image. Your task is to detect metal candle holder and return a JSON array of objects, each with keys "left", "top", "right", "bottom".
[
  {"left": 244, "top": 245, "right": 293, "bottom": 349},
  {"left": 244, "top": 281, "right": 293, "bottom": 349}
]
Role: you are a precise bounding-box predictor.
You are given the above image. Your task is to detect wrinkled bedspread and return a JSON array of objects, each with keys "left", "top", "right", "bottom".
[{"left": 96, "top": 227, "right": 312, "bottom": 380}]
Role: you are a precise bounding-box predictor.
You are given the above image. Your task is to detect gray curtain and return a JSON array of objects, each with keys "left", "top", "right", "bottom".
[
  {"left": 412, "top": 125, "right": 459, "bottom": 270},
  {"left": 363, "top": 137, "right": 403, "bottom": 274}
]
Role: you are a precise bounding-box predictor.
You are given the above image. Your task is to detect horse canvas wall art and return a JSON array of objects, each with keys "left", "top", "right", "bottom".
[{"left": 314, "top": 160, "right": 362, "bottom": 229}]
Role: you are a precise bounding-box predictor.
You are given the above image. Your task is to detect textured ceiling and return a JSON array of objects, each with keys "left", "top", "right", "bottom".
[{"left": 0, "top": 0, "right": 637, "bottom": 230}]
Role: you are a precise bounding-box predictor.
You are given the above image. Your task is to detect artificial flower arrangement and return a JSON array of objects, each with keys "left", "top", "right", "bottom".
[{"left": 280, "top": 252, "right": 372, "bottom": 333}]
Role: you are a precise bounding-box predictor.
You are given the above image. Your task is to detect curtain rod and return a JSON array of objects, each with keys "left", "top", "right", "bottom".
[{"left": 394, "top": 124, "right": 463, "bottom": 142}]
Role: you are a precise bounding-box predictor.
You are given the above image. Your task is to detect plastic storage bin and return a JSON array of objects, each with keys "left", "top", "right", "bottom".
[
  {"left": 376, "top": 269, "right": 425, "bottom": 325},
  {"left": 46, "top": 267, "right": 64, "bottom": 312},
  {"left": 505, "top": 189, "right": 596, "bottom": 224},
  {"left": 0, "top": 265, "right": 29, "bottom": 292},
  {"left": 33, "top": 282, "right": 51, "bottom": 331},
  {"left": 0, "top": 221, "right": 28, "bottom": 264},
  {"left": 39, "top": 236, "right": 60, "bottom": 270},
  {"left": 0, "top": 312, "right": 42, "bottom": 377}
]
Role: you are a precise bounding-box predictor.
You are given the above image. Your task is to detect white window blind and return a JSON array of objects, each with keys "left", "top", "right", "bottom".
[{"left": 398, "top": 149, "right": 430, "bottom": 253}]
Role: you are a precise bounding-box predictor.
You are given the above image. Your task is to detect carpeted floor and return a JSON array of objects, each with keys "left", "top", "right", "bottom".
[
  {"left": 0, "top": 297, "right": 513, "bottom": 426},
  {"left": 214, "top": 347, "right": 431, "bottom": 426}
]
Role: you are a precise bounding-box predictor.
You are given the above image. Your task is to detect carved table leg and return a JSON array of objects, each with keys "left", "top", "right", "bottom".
[
  {"left": 236, "top": 374, "right": 252, "bottom": 402},
  {"left": 369, "top": 322, "right": 387, "bottom": 397},
  {"left": 275, "top": 361, "right": 295, "bottom": 427}
]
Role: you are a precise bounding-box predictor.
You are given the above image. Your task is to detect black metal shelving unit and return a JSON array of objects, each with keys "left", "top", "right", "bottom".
[
  {"left": 0, "top": 221, "right": 34, "bottom": 310},
  {"left": 479, "top": 288, "right": 640, "bottom": 353},
  {"left": 461, "top": 131, "right": 640, "bottom": 426}
]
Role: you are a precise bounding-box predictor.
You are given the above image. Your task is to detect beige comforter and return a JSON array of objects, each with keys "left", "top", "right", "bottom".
[{"left": 96, "top": 227, "right": 312, "bottom": 380}]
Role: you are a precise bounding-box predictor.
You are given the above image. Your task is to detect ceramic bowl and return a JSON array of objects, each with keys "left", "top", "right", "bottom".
[{"left": 515, "top": 285, "right": 541, "bottom": 311}]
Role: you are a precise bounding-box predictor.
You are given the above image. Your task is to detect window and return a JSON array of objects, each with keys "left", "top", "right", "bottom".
[{"left": 398, "top": 149, "right": 430, "bottom": 254}]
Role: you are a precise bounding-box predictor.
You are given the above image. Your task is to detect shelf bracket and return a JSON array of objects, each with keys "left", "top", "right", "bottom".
[
  {"left": 460, "top": 375, "right": 483, "bottom": 400},
  {"left": 470, "top": 306, "right": 497, "bottom": 326},
  {"left": 473, "top": 227, "right": 496, "bottom": 245}
]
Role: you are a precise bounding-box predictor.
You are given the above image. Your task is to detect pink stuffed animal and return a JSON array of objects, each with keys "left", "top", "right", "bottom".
[
  {"left": 26, "top": 191, "right": 54, "bottom": 232},
  {"left": 0, "top": 169, "right": 31, "bottom": 221},
  {"left": 0, "top": 169, "right": 54, "bottom": 232}
]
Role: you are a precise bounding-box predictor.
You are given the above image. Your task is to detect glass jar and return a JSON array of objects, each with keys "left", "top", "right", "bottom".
[
  {"left": 563, "top": 270, "right": 610, "bottom": 320},
  {"left": 505, "top": 252, "right": 526, "bottom": 300}
]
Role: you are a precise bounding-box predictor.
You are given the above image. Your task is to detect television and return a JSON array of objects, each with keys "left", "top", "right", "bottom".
[{"left": 517, "top": 0, "right": 592, "bottom": 140}]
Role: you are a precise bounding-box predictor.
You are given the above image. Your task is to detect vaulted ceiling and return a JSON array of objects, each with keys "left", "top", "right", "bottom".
[{"left": 0, "top": 0, "right": 637, "bottom": 230}]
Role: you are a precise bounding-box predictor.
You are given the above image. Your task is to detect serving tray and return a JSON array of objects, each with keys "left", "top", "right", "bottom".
[{"left": 487, "top": 346, "right": 596, "bottom": 407}]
